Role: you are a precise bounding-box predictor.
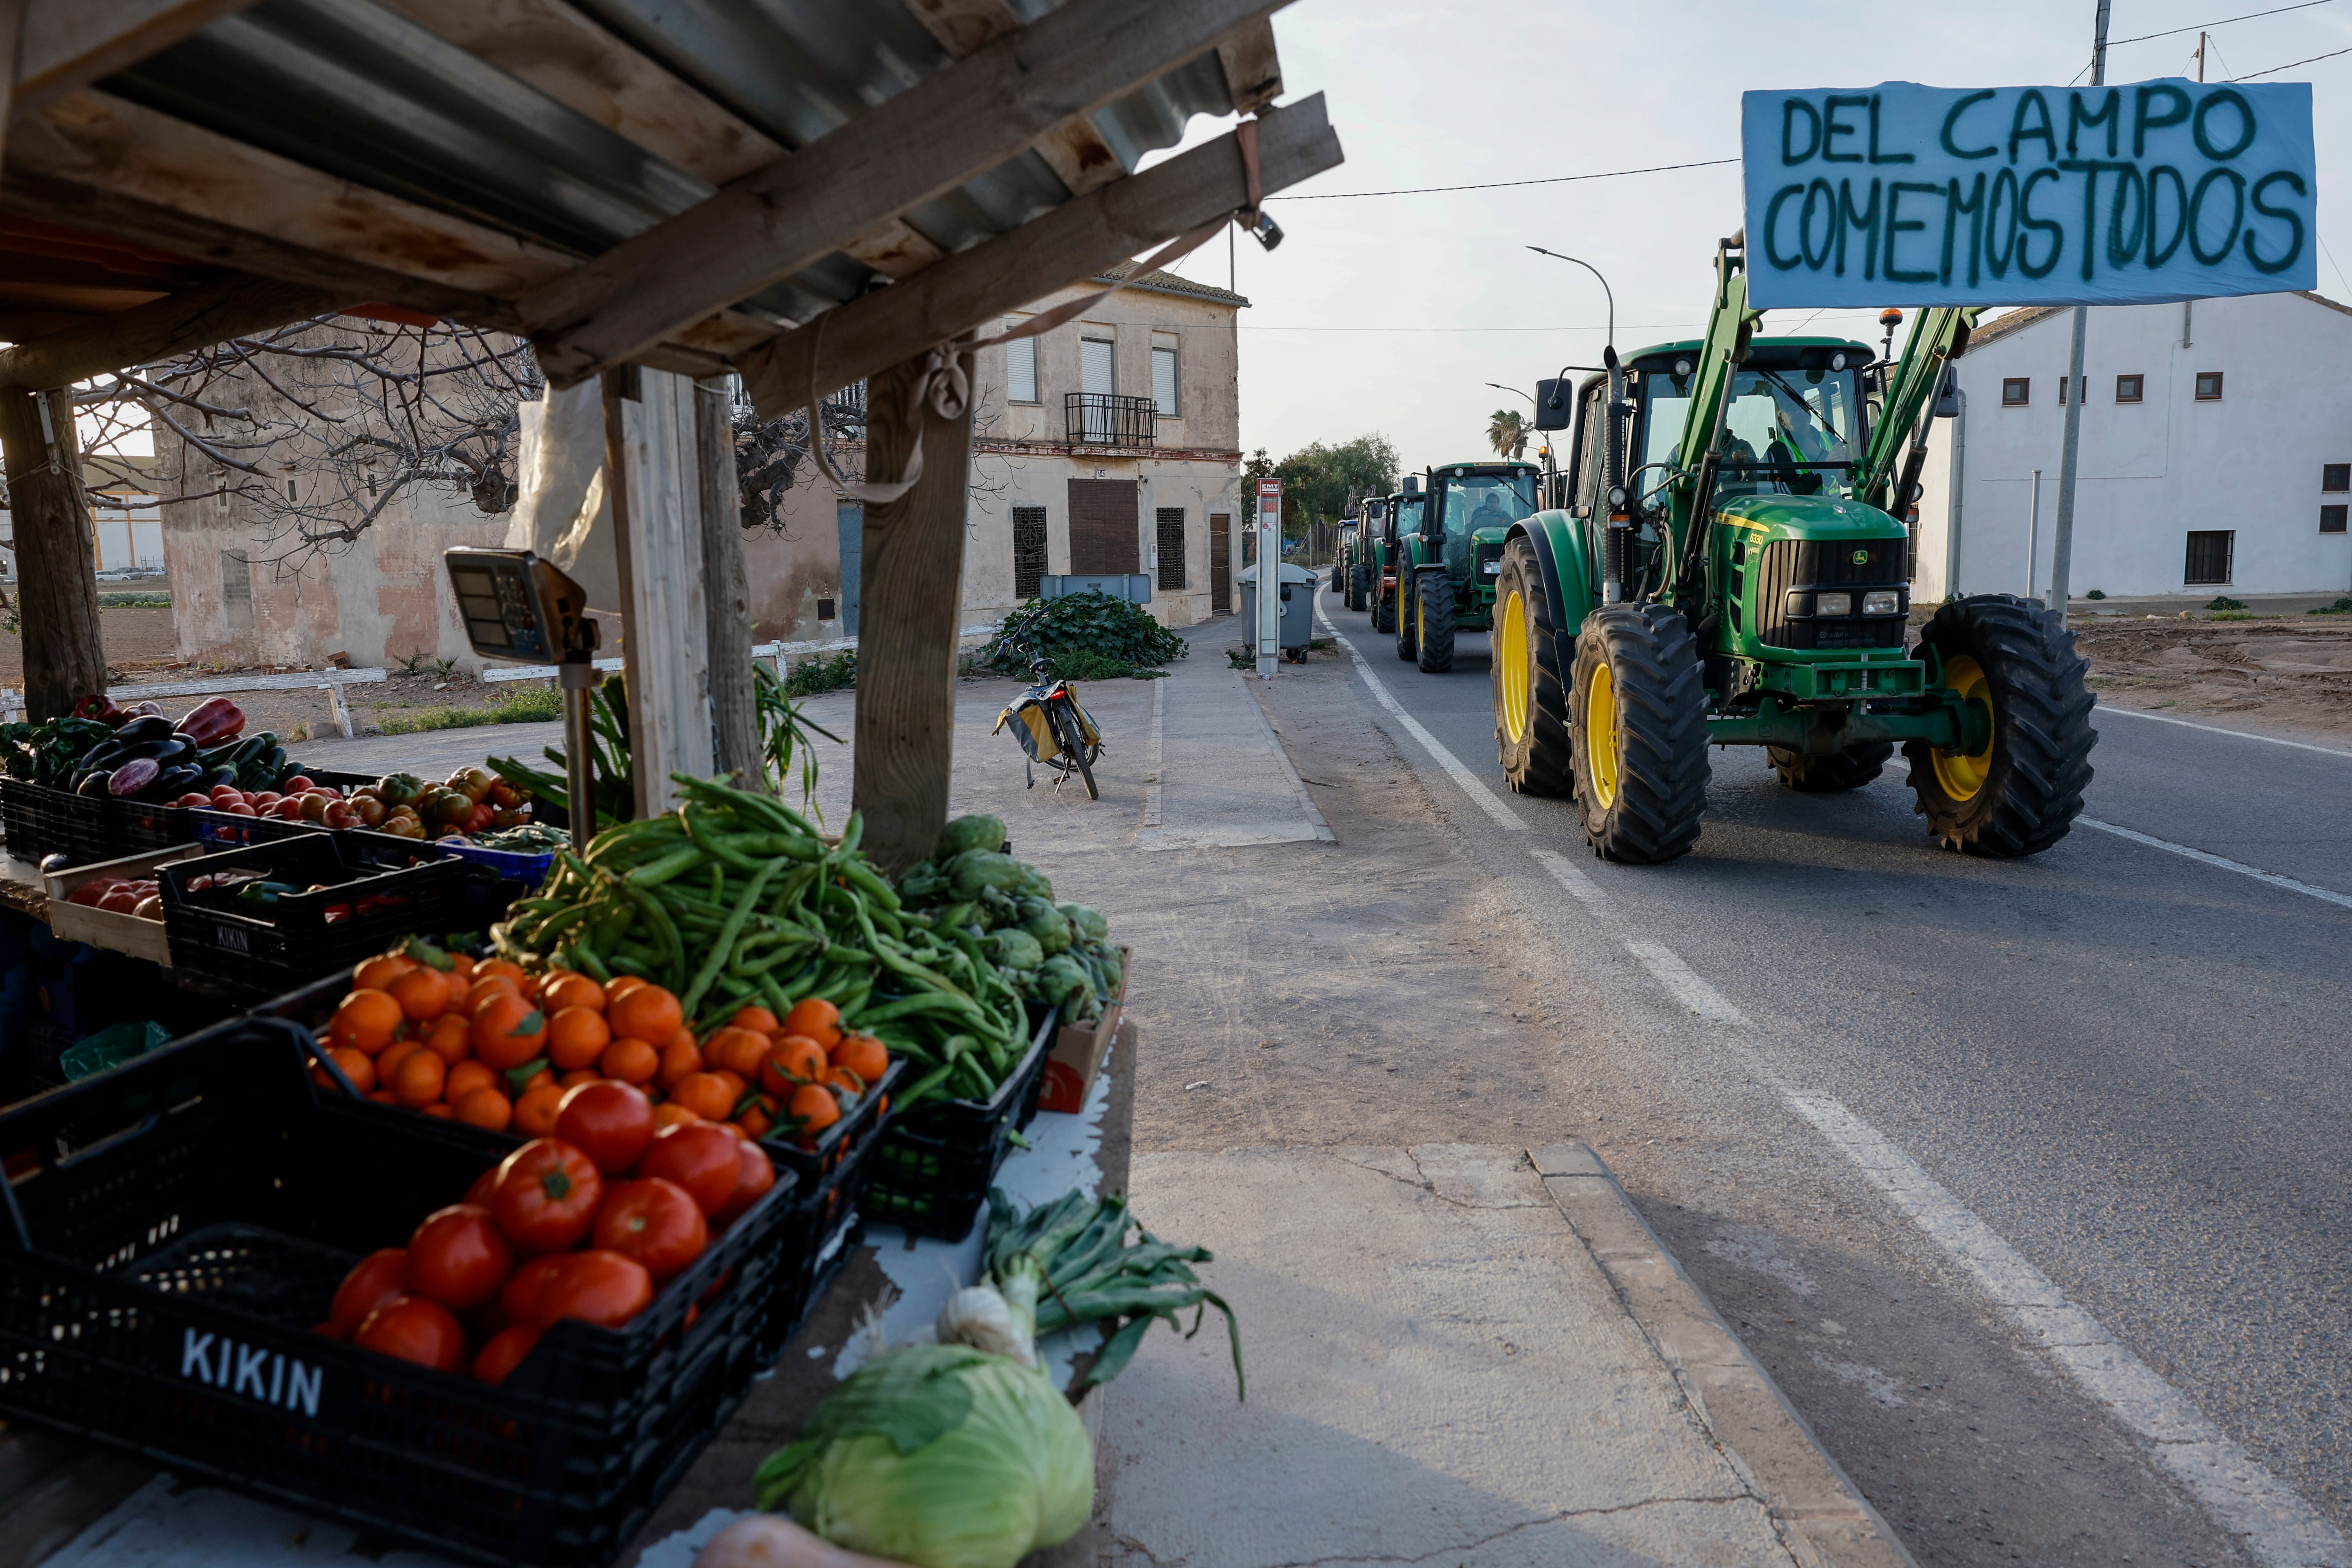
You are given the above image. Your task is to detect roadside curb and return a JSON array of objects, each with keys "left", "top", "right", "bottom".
[{"left": 1529, "top": 1142, "right": 1918, "bottom": 1568}]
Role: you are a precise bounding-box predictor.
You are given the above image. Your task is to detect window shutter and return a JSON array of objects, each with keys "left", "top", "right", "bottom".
[
  {"left": 1081, "top": 338, "right": 1114, "bottom": 397},
  {"left": 1152, "top": 347, "right": 1178, "bottom": 416},
  {"left": 1006, "top": 333, "right": 1038, "bottom": 404}
]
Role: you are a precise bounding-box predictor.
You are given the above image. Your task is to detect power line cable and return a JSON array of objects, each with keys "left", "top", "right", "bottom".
[
  {"left": 2108, "top": 0, "right": 2330, "bottom": 46},
  {"left": 1265, "top": 157, "right": 1739, "bottom": 200},
  {"left": 2231, "top": 40, "right": 2352, "bottom": 74}
]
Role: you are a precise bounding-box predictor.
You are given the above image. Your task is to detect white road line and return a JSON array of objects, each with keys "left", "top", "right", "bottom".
[
  {"left": 2078, "top": 817, "right": 2352, "bottom": 912},
  {"left": 1529, "top": 846, "right": 1612, "bottom": 911},
  {"left": 1519, "top": 861, "right": 2346, "bottom": 1562},
  {"left": 1315, "top": 594, "right": 1527, "bottom": 831},
  {"left": 1785, "top": 1093, "right": 2351, "bottom": 1568},
  {"left": 2100, "top": 703, "right": 2352, "bottom": 760},
  {"left": 1142, "top": 678, "right": 1165, "bottom": 830},
  {"left": 1233, "top": 672, "right": 1335, "bottom": 843}
]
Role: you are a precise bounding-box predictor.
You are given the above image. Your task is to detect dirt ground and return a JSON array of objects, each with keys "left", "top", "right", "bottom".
[{"left": 2071, "top": 612, "right": 2352, "bottom": 740}]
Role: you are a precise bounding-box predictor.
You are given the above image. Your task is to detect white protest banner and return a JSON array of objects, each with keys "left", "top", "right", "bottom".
[{"left": 1741, "top": 81, "right": 2315, "bottom": 309}]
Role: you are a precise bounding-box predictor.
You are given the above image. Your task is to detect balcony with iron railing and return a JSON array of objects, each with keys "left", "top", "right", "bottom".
[{"left": 1065, "top": 392, "right": 1156, "bottom": 448}]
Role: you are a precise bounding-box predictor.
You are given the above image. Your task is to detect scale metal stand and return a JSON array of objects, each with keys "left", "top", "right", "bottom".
[{"left": 443, "top": 548, "right": 603, "bottom": 853}]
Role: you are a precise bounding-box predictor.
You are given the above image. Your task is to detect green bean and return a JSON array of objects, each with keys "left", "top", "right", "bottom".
[
  {"left": 839, "top": 859, "right": 901, "bottom": 912},
  {"left": 626, "top": 845, "right": 705, "bottom": 887},
  {"left": 682, "top": 857, "right": 783, "bottom": 1020},
  {"left": 621, "top": 883, "right": 681, "bottom": 967}
]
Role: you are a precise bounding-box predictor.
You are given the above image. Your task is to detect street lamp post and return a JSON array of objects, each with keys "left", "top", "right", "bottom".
[{"left": 1528, "top": 247, "right": 1628, "bottom": 601}]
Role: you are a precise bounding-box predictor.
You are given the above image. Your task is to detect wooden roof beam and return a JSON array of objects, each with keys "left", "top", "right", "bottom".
[
  {"left": 736, "top": 92, "right": 1338, "bottom": 422},
  {"left": 904, "top": 0, "right": 1126, "bottom": 197},
  {"left": 0, "top": 271, "right": 346, "bottom": 389},
  {"left": 14, "top": 0, "right": 266, "bottom": 117},
  {"left": 519, "top": 0, "right": 1294, "bottom": 388}
]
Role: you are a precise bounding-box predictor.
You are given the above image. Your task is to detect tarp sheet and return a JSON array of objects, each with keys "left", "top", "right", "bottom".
[{"left": 1741, "top": 80, "right": 2317, "bottom": 308}]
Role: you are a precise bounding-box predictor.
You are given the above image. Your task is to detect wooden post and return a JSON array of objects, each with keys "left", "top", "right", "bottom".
[
  {"left": 0, "top": 386, "right": 108, "bottom": 719},
  {"left": 695, "top": 375, "right": 759, "bottom": 783},
  {"left": 851, "top": 351, "right": 974, "bottom": 872},
  {"left": 602, "top": 366, "right": 714, "bottom": 819}
]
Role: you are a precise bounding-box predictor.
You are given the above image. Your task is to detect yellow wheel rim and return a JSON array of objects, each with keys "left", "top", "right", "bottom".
[
  {"left": 1931, "top": 654, "right": 1995, "bottom": 802},
  {"left": 1416, "top": 597, "right": 1425, "bottom": 652},
  {"left": 1586, "top": 662, "right": 1620, "bottom": 809},
  {"left": 1498, "top": 589, "right": 1529, "bottom": 743}
]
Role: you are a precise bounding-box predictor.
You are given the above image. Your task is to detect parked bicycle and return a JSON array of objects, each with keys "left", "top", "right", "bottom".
[{"left": 987, "top": 607, "right": 1104, "bottom": 800}]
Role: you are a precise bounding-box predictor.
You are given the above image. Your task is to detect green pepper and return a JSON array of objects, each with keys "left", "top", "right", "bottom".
[{"left": 234, "top": 879, "right": 302, "bottom": 912}]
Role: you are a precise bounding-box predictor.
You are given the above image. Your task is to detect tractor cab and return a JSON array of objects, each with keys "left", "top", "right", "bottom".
[{"left": 1368, "top": 483, "right": 1424, "bottom": 635}]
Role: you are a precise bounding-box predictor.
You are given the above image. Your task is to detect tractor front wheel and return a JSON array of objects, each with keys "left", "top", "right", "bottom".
[
  {"left": 1372, "top": 570, "right": 1396, "bottom": 633},
  {"left": 1570, "top": 604, "right": 1711, "bottom": 863},
  {"left": 1904, "top": 594, "right": 2095, "bottom": 856},
  {"left": 1492, "top": 537, "right": 1574, "bottom": 796},
  {"left": 1768, "top": 742, "right": 1893, "bottom": 792},
  {"left": 1349, "top": 563, "right": 1369, "bottom": 612},
  {"left": 1415, "top": 570, "right": 1457, "bottom": 673}
]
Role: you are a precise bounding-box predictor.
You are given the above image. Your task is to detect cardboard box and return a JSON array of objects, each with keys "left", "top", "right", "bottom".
[{"left": 1039, "top": 943, "right": 1129, "bottom": 1114}]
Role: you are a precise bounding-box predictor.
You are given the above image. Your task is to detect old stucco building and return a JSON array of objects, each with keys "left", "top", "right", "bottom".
[{"left": 750, "top": 264, "right": 1248, "bottom": 641}]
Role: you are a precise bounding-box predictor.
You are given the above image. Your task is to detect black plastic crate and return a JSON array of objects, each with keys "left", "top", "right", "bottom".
[
  {"left": 0, "top": 1016, "right": 804, "bottom": 1568},
  {"left": 864, "top": 1003, "right": 1057, "bottom": 1241},
  {"left": 159, "top": 834, "right": 467, "bottom": 997},
  {"left": 1, "top": 775, "right": 101, "bottom": 863}
]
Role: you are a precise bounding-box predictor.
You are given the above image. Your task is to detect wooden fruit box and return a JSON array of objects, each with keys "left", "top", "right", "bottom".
[
  {"left": 1039, "top": 943, "right": 1130, "bottom": 1114},
  {"left": 41, "top": 843, "right": 209, "bottom": 967}
]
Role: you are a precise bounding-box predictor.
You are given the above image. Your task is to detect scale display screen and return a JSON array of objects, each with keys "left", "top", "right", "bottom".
[{"left": 445, "top": 548, "right": 589, "bottom": 665}]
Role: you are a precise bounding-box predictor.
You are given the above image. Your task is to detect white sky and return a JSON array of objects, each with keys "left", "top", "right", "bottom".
[{"left": 1141, "top": 0, "right": 2352, "bottom": 474}]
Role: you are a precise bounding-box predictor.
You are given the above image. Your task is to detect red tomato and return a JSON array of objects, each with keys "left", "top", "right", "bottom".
[
  {"left": 555, "top": 1080, "right": 655, "bottom": 1175},
  {"left": 638, "top": 1122, "right": 741, "bottom": 1216},
  {"left": 354, "top": 1295, "right": 467, "bottom": 1371},
  {"left": 325, "top": 1248, "right": 408, "bottom": 1339},
  {"left": 535, "top": 1250, "right": 653, "bottom": 1329},
  {"left": 592, "top": 1178, "right": 708, "bottom": 1281},
  {"left": 499, "top": 1253, "right": 571, "bottom": 1328},
  {"left": 491, "top": 1138, "right": 604, "bottom": 1253},
  {"left": 472, "top": 1323, "right": 542, "bottom": 1385},
  {"left": 283, "top": 775, "right": 316, "bottom": 792},
  {"left": 405, "top": 1203, "right": 513, "bottom": 1310},
  {"left": 715, "top": 1139, "right": 777, "bottom": 1229}
]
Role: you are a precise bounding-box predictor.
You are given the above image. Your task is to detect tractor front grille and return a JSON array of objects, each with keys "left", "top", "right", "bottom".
[{"left": 1751, "top": 539, "right": 1907, "bottom": 652}]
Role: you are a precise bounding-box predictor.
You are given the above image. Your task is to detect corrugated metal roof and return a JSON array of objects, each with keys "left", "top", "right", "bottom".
[{"left": 94, "top": 0, "right": 1242, "bottom": 330}]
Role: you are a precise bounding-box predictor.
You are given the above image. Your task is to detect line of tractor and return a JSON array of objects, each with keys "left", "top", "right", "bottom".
[{"left": 1330, "top": 231, "right": 2098, "bottom": 864}]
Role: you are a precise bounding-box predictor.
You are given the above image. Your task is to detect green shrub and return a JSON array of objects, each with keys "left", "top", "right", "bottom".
[
  {"left": 986, "top": 592, "right": 1186, "bottom": 676},
  {"left": 99, "top": 592, "right": 171, "bottom": 608},
  {"left": 2205, "top": 596, "right": 2247, "bottom": 611},
  {"left": 2310, "top": 597, "right": 2352, "bottom": 616},
  {"left": 2085, "top": 589, "right": 2106, "bottom": 600},
  {"left": 784, "top": 650, "right": 857, "bottom": 696}
]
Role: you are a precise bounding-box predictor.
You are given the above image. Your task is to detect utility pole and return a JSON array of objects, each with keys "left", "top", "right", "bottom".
[
  {"left": 2197, "top": 31, "right": 2207, "bottom": 81},
  {"left": 2046, "top": 0, "right": 2110, "bottom": 620}
]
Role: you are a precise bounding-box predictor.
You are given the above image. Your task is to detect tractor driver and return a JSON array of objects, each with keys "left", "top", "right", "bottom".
[{"left": 1467, "top": 487, "right": 1515, "bottom": 533}]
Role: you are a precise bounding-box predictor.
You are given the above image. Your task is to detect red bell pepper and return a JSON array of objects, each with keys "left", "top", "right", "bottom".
[{"left": 175, "top": 696, "right": 246, "bottom": 747}]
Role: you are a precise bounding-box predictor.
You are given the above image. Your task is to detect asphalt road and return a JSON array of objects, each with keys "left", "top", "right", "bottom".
[{"left": 1307, "top": 584, "right": 2352, "bottom": 1567}]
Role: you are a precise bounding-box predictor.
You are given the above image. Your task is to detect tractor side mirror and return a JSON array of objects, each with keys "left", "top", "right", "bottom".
[
  {"left": 1933, "top": 367, "right": 1961, "bottom": 419},
  {"left": 1534, "top": 379, "right": 1573, "bottom": 431}
]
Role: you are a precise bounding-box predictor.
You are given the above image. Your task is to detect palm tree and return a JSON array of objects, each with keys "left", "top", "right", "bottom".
[{"left": 1486, "top": 409, "right": 1528, "bottom": 461}]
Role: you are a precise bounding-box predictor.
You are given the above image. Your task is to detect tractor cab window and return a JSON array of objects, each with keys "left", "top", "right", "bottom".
[
  {"left": 1434, "top": 472, "right": 1538, "bottom": 575},
  {"left": 1390, "top": 493, "right": 1423, "bottom": 543},
  {"left": 1713, "top": 367, "right": 1861, "bottom": 499}
]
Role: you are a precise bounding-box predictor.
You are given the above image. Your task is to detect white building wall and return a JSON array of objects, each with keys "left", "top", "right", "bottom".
[{"left": 1911, "top": 291, "right": 2352, "bottom": 602}]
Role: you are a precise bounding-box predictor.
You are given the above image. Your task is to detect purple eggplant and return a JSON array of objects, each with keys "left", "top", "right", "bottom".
[{"left": 106, "top": 757, "right": 159, "bottom": 797}]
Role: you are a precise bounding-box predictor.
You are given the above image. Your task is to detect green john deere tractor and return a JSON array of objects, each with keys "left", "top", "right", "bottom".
[
  {"left": 1494, "top": 233, "right": 2095, "bottom": 862},
  {"left": 1395, "top": 459, "right": 1543, "bottom": 674},
  {"left": 1338, "top": 496, "right": 1385, "bottom": 611},
  {"left": 1368, "top": 481, "right": 1424, "bottom": 637}
]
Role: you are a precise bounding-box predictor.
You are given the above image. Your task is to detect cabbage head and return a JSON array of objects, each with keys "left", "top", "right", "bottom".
[{"left": 754, "top": 1344, "right": 1091, "bottom": 1568}]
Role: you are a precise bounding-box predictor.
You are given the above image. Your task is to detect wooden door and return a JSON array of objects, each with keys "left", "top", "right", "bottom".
[
  {"left": 1067, "top": 479, "right": 1138, "bottom": 574},
  {"left": 1209, "top": 511, "right": 1231, "bottom": 613}
]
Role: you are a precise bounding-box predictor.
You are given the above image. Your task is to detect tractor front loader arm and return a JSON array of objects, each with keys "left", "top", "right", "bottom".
[
  {"left": 1858, "top": 305, "right": 1981, "bottom": 517},
  {"left": 1668, "top": 234, "right": 1762, "bottom": 604}
]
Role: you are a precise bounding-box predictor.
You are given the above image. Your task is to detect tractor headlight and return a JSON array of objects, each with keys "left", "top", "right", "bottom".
[
  {"left": 1815, "top": 591, "right": 1853, "bottom": 617},
  {"left": 1481, "top": 560, "right": 1502, "bottom": 575},
  {"left": 1862, "top": 590, "right": 1901, "bottom": 616}
]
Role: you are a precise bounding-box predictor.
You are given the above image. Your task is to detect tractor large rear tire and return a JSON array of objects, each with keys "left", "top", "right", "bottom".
[
  {"left": 1492, "top": 537, "right": 1574, "bottom": 796},
  {"left": 1372, "top": 569, "right": 1395, "bottom": 633},
  {"left": 1768, "top": 742, "right": 1893, "bottom": 792},
  {"left": 1904, "top": 594, "right": 2095, "bottom": 857},
  {"left": 1570, "top": 604, "right": 1710, "bottom": 863},
  {"left": 1415, "top": 570, "right": 1456, "bottom": 673},
  {"left": 1392, "top": 575, "right": 1417, "bottom": 661},
  {"left": 1349, "top": 564, "right": 1368, "bottom": 612}
]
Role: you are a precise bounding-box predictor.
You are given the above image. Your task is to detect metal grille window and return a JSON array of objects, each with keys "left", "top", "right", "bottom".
[
  {"left": 2324, "top": 506, "right": 2348, "bottom": 534},
  {"left": 2002, "top": 377, "right": 2030, "bottom": 406},
  {"left": 1005, "top": 331, "right": 1038, "bottom": 404},
  {"left": 2195, "top": 371, "right": 2225, "bottom": 401},
  {"left": 2184, "top": 530, "right": 2234, "bottom": 584},
  {"left": 2058, "top": 376, "right": 2067, "bottom": 406},
  {"left": 2115, "top": 374, "right": 2144, "bottom": 403},
  {"left": 1155, "top": 507, "right": 1186, "bottom": 589},
  {"left": 2325, "top": 463, "right": 2349, "bottom": 492},
  {"left": 1012, "top": 506, "right": 1048, "bottom": 601},
  {"left": 1151, "top": 346, "right": 1178, "bottom": 416},
  {"left": 222, "top": 549, "right": 254, "bottom": 630}
]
